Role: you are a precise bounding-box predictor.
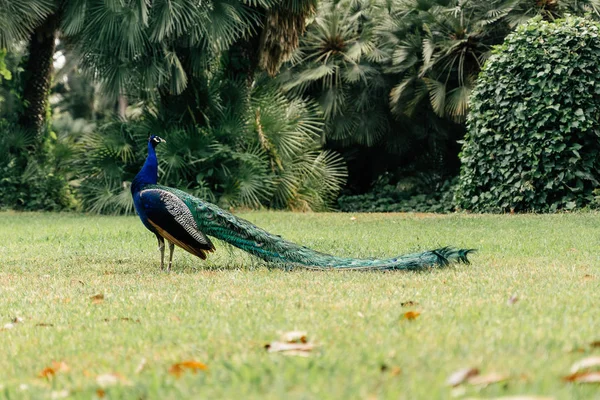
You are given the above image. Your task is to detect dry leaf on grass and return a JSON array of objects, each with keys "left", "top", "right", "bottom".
[
  {"left": 507, "top": 294, "right": 519, "bottom": 305},
  {"left": 590, "top": 340, "right": 600, "bottom": 349},
  {"left": 563, "top": 371, "right": 600, "bottom": 383},
  {"left": 380, "top": 365, "right": 402, "bottom": 376},
  {"left": 279, "top": 331, "right": 307, "bottom": 343},
  {"left": 39, "top": 361, "right": 69, "bottom": 379},
  {"left": 570, "top": 356, "right": 600, "bottom": 373},
  {"left": 36, "top": 323, "right": 54, "bottom": 327},
  {"left": 96, "top": 389, "right": 105, "bottom": 398},
  {"left": 401, "top": 301, "right": 418, "bottom": 307},
  {"left": 169, "top": 361, "right": 208, "bottom": 377},
  {"left": 265, "top": 331, "right": 316, "bottom": 356},
  {"left": 403, "top": 311, "right": 420, "bottom": 320},
  {"left": 90, "top": 294, "right": 104, "bottom": 304},
  {"left": 265, "top": 341, "right": 315, "bottom": 356},
  {"left": 447, "top": 368, "right": 480, "bottom": 386},
  {"left": 39, "top": 367, "right": 55, "bottom": 379}
]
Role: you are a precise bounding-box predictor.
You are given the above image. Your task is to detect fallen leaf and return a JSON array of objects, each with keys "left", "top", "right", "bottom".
[
  {"left": 357, "top": 311, "right": 365, "bottom": 318},
  {"left": 467, "top": 372, "right": 509, "bottom": 386},
  {"left": 36, "top": 323, "right": 54, "bottom": 327},
  {"left": 135, "top": 358, "right": 147, "bottom": 374},
  {"left": 169, "top": 360, "right": 208, "bottom": 377},
  {"left": 447, "top": 368, "right": 479, "bottom": 386},
  {"left": 96, "top": 389, "right": 105, "bottom": 398},
  {"left": 350, "top": 216, "right": 357, "bottom": 221},
  {"left": 39, "top": 367, "right": 56, "bottom": 379},
  {"left": 570, "top": 356, "right": 600, "bottom": 373},
  {"left": 507, "top": 294, "right": 519, "bottom": 305},
  {"left": 90, "top": 294, "right": 104, "bottom": 304},
  {"left": 401, "top": 301, "right": 418, "bottom": 307},
  {"left": 280, "top": 331, "right": 307, "bottom": 343},
  {"left": 583, "top": 274, "right": 594, "bottom": 280},
  {"left": 266, "top": 331, "right": 316, "bottom": 356},
  {"left": 265, "top": 341, "right": 315, "bottom": 356},
  {"left": 51, "top": 361, "right": 70, "bottom": 373},
  {"left": 390, "top": 366, "right": 402, "bottom": 376},
  {"left": 38, "top": 361, "right": 69, "bottom": 379},
  {"left": 590, "top": 341, "right": 600, "bottom": 349},
  {"left": 563, "top": 371, "right": 600, "bottom": 383},
  {"left": 403, "top": 311, "right": 420, "bottom": 320}
]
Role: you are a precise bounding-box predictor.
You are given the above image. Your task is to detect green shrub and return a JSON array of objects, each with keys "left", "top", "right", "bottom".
[
  {"left": 338, "top": 174, "right": 456, "bottom": 213},
  {"left": 0, "top": 122, "right": 75, "bottom": 211},
  {"left": 456, "top": 16, "right": 600, "bottom": 212}
]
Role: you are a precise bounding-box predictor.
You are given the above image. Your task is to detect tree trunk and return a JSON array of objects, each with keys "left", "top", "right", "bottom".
[
  {"left": 18, "top": 13, "right": 60, "bottom": 134},
  {"left": 117, "top": 95, "right": 128, "bottom": 120}
]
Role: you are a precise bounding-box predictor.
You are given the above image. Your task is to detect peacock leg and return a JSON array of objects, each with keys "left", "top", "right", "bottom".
[
  {"left": 167, "top": 241, "right": 175, "bottom": 272},
  {"left": 157, "top": 236, "right": 165, "bottom": 270}
]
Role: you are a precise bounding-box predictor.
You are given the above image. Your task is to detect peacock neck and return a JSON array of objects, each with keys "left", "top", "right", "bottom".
[{"left": 132, "top": 141, "right": 158, "bottom": 194}]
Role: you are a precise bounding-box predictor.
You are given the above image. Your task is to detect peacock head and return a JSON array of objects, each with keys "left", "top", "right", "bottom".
[{"left": 149, "top": 135, "right": 166, "bottom": 148}]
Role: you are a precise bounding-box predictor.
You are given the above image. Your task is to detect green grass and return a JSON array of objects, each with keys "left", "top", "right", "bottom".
[{"left": 1, "top": 211, "right": 599, "bottom": 399}]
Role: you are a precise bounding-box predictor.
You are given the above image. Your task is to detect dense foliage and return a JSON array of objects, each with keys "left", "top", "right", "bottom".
[
  {"left": 338, "top": 174, "right": 455, "bottom": 213},
  {"left": 76, "top": 76, "right": 346, "bottom": 214},
  {"left": 0, "top": 121, "right": 74, "bottom": 211},
  {"left": 2, "top": 0, "right": 600, "bottom": 213},
  {"left": 457, "top": 16, "right": 600, "bottom": 212}
]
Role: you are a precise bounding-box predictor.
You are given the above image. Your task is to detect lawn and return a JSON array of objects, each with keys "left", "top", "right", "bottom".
[{"left": 0, "top": 211, "right": 599, "bottom": 399}]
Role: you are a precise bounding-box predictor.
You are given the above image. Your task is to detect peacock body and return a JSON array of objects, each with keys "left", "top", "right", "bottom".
[{"left": 132, "top": 136, "right": 473, "bottom": 271}]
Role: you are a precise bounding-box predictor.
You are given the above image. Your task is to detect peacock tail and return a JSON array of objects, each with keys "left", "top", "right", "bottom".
[{"left": 142, "top": 184, "right": 474, "bottom": 270}]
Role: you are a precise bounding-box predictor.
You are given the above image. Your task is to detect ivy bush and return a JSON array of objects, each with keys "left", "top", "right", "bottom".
[{"left": 456, "top": 16, "right": 600, "bottom": 212}]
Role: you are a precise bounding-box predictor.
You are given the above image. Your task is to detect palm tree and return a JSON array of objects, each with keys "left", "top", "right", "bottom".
[
  {"left": 281, "top": 0, "right": 392, "bottom": 147},
  {"left": 382, "top": 0, "right": 507, "bottom": 123}
]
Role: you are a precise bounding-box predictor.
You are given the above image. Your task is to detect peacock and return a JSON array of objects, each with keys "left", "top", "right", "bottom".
[{"left": 131, "top": 135, "right": 473, "bottom": 271}]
